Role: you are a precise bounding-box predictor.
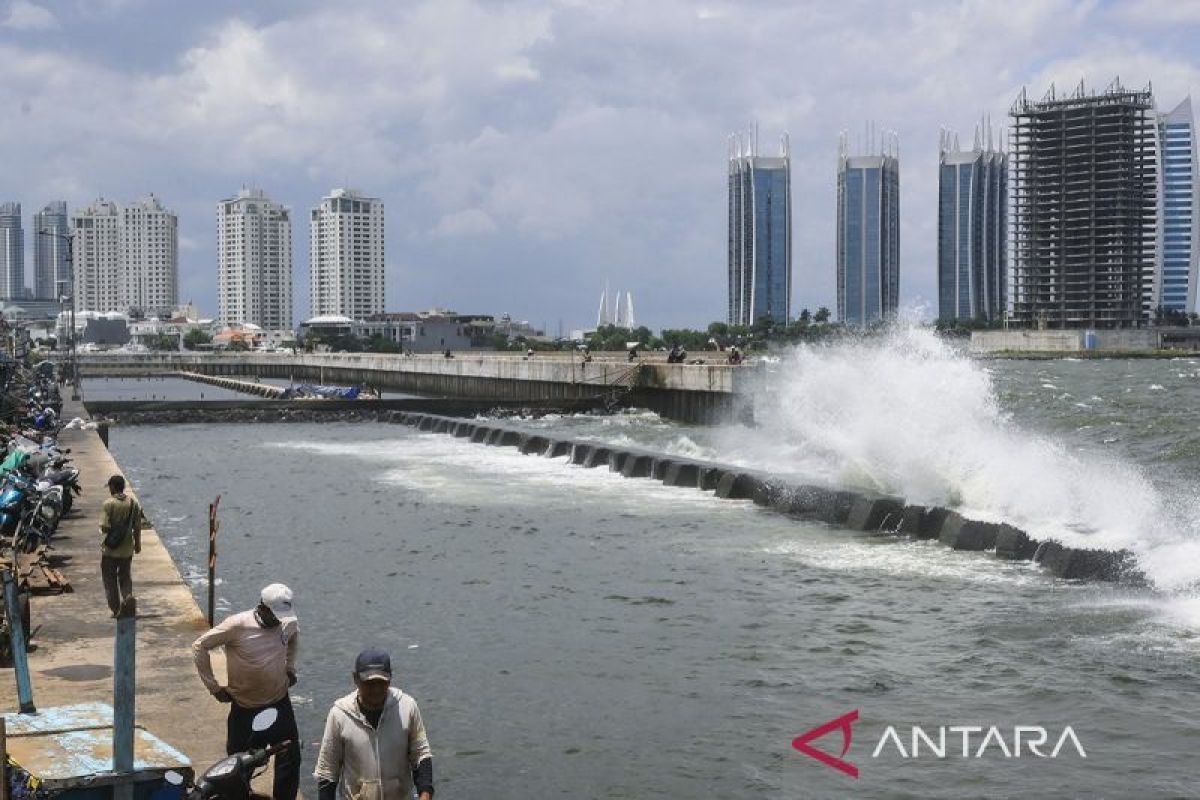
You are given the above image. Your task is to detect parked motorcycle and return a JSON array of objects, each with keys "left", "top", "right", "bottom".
[{"left": 165, "top": 709, "right": 285, "bottom": 800}]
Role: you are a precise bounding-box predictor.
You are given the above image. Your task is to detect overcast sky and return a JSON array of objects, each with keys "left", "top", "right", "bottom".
[{"left": 1, "top": 0, "right": 1197, "bottom": 331}]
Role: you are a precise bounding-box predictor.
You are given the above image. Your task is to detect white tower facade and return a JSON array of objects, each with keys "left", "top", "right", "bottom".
[
  {"left": 72, "top": 199, "right": 122, "bottom": 313},
  {"left": 121, "top": 194, "right": 178, "bottom": 317},
  {"left": 218, "top": 188, "right": 293, "bottom": 328},
  {"left": 309, "top": 188, "right": 385, "bottom": 320}
]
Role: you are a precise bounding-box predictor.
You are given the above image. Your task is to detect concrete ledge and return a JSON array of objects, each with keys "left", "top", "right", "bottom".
[
  {"left": 846, "top": 495, "right": 906, "bottom": 531},
  {"left": 405, "top": 413, "right": 424, "bottom": 427},
  {"left": 938, "top": 513, "right": 1002, "bottom": 551},
  {"left": 454, "top": 421, "right": 476, "bottom": 437},
  {"left": 470, "top": 426, "right": 492, "bottom": 443},
  {"left": 418, "top": 416, "right": 437, "bottom": 431},
  {"left": 433, "top": 417, "right": 453, "bottom": 433}
]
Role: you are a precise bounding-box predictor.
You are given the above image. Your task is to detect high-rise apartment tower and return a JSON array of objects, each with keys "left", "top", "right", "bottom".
[
  {"left": 72, "top": 199, "right": 122, "bottom": 313},
  {"left": 727, "top": 131, "right": 791, "bottom": 325},
  {"left": 0, "top": 202, "right": 24, "bottom": 299},
  {"left": 121, "top": 194, "right": 178, "bottom": 317},
  {"left": 309, "top": 188, "right": 385, "bottom": 320},
  {"left": 1157, "top": 97, "right": 1198, "bottom": 314},
  {"left": 72, "top": 196, "right": 178, "bottom": 316},
  {"left": 1009, "top": 80, "right": 1158, "bottom": 328},
  {"left": 218, "top": 188, "right": 294, "bottom": 329},
  {"left": 836, "top": 130, "right": 900, "bottom": 325},
  {"left": 937, "top": 125, "right": 1007, "bottom": 321},
  {"left": 33, "top": 201, "right": 70, "bottom": 300}
]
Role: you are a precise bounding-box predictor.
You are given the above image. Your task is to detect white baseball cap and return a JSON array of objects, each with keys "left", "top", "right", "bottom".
[{"left": 260, "top": 583, "right": 296, "bottom": 623}]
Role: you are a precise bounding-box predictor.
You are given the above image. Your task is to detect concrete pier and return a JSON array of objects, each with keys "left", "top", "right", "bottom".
[
  {"left": 0, "top": 399, "right": 230, "bottom": 773},
  {"left": 76, "top": 352, "right": 744, "bottom": 424}
]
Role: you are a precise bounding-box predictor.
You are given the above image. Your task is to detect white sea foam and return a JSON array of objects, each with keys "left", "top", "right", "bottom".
[{"left": 715, "top": 324, "right": 1200, "bottom": 591}]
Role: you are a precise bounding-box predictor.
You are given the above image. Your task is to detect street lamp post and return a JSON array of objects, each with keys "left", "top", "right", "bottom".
[{"left": 38, "top": 228, "right": 79, "bottom": 401}]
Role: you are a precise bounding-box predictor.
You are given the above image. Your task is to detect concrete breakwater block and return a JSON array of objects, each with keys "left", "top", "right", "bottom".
[
  {"left": 404, "top": 414, "right": 424, "bottom": 427},
  {"left": 846, "top": 495, "right": 906, "bottom": 531},
  {"left": 772, "top": 485, "right": 858, "bottom": 525},
  {"left": 546, "top": 440, "right": 572, "bottom": 459},
  {"left": 651, "top": 457, "right": 676, "bottom": 480},
  {"left": 433, "top": 417, "right": 454, "bottom": 433},
  {"left": 454, "top": 422, "right": 476, "bottom": 437},
  {"left": 938, "top": 513, "right": 1001, "bottom": 551},
  {"left": 664, "top": 461, "right": 701, "bottom": 488},
  {"left": 697, "top": 466, "right": 722, "bottom": 491},
  {"left": 607, "top": 451, "right": 630, "bottom": 472},
  {"left": 519, "top": 435, "right": 551, "bottom": 455},
  {"left": 582, "top": 446, "right": 613, "bottom": 468},
  {"left": 418, "top": 416, "right": 437, "bottom": 431},
  {"left": 993, "top": 524, "right": 1039, "bottom": 560},
  {"left": 470, "top": 427, "right": 492, "bottom": 443},
  {"left": 897, "top": 505, "right": 952, "bottom": 539},
  {"left": 1035, "top": 542, "right": 1143, "bottom": 583},
  {"left": 620, "top": 454, "right": 654, "bottom": 478},
  {"left": 714, "top": 471, "right": 767, "bottom": 500},
  {"left": 570, "top": 443, "right": 593, "bottom": 465},
  {"left": 487, "top": 429, "right": 521, "bottom": 447}
]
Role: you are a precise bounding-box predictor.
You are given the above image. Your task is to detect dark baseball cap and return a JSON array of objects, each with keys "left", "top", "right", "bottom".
[{"left": 355, "top": 648, "right": 393, "bottom": 682}]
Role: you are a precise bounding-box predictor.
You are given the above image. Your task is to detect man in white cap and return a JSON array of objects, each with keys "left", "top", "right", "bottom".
[{"left": 193, "top": 583, "right": 301, "bottom": 800}]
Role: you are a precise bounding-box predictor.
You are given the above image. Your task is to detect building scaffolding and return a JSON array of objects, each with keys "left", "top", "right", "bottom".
[{"left": 1009, "top": 79, "right": 1158, "bottom": 328}]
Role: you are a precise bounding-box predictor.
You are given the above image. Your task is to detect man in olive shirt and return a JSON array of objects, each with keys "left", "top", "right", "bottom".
[{"left": 99, "top": 474, "right": 141, "bottom": 617}]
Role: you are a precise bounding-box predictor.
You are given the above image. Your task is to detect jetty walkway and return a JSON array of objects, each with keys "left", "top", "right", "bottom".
[{"left": 0, "top": 398, "right": 229, "bottom": 774}]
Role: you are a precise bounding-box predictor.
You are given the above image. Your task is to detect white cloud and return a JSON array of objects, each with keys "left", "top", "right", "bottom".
[
  {"left": 432, "top": 208, "right": 498, "bottom": 238},
  {"left": 2, "top": 0, "right": 57, "bottom": 30},
  {"left": 0, "top": 0, "right": 1196, "bottom": 326}
]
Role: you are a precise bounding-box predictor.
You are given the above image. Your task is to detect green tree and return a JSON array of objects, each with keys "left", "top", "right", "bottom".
[
  {"left": 814, "top": 307, "right": 831, "bottom": 324},
  {"left": 183, "top": 329, "right": 212, "bottom": 350}
]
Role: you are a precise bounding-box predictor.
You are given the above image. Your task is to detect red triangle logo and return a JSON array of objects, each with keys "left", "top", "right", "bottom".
[{"left": 792, "top": 709, "right": 859, "bottom": 778}]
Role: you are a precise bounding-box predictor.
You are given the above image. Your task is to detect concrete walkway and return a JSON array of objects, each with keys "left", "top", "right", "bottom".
[{"left": 0, "top": 399, "right": 230, "bottom": 774}]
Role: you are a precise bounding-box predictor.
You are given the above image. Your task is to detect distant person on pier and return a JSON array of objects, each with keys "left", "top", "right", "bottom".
[
  {"left": 628, "top": 346, "right": 639, "bottom": 362},
  {"left": 728, "top": 346, "right": 743, "bottom": 365},
  {"left": 99, "top": 474, "right": 142, "bottom": 618},
  {"left": 193, "top": 583, "right": 302, "bottom": 800},
  {"left": 314, "top": 648, "right": 435, "bottom": 800}
]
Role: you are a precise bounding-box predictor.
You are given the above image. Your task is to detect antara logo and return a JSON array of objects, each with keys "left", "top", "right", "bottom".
[{"left": 792, "top": 710, "right": 1087, "bottom": 778}]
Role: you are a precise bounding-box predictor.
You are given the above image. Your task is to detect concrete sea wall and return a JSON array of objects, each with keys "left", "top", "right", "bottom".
[{"left": 389, "top": 411, "right": 1143, "bottom": 585}]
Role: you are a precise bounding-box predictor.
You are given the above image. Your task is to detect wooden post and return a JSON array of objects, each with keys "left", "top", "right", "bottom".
[
  {"left": 207, "top": 496, "right": 221, "bottom": 626},
  {"left": 0, "top": 716, "right": 8, "bottom": 800},
  {"left": 2, "top": 570, "right": 33, "bottom": 714},
  {"left": 112, "top": 612, "right": 136, "bottom": 800}
]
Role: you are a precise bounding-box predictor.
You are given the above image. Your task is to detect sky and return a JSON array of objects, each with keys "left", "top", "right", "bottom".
[{"left": 1, "top": 0, "right": 1198, "bottom": 332}]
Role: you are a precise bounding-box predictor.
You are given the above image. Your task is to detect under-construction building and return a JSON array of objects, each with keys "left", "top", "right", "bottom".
[{"left": 1009, "top": 80, "right": 1158, "bottom": 328}]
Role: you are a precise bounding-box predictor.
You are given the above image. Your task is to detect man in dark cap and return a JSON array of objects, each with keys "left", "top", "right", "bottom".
[{"left": 314, "top": 648, "right": 434, "bottom": 800}]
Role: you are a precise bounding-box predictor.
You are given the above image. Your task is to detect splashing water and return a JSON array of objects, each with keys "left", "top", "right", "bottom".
[{"left": 715, "top": 324, "right": 1200, "bottom": 591}]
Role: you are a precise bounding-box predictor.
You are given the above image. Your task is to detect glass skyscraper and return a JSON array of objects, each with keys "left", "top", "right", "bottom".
[
  {"left": 727, "top": 132, "right": 791, "bottom": 325},
  {"left": 0, "top": 202, "right": 24, "bottom": 300},
  {"left": 1158, "top": 97, "right": 1198, "bottom": 314},
  {"left": 33, "top": 201, "right": 70, "bottom": 301},
  {"left": 937, "top": 129, "right": 1007, "bottom": 321},
  {"left": 836, "top": 133, "right": 899, "bottom": 325}
]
